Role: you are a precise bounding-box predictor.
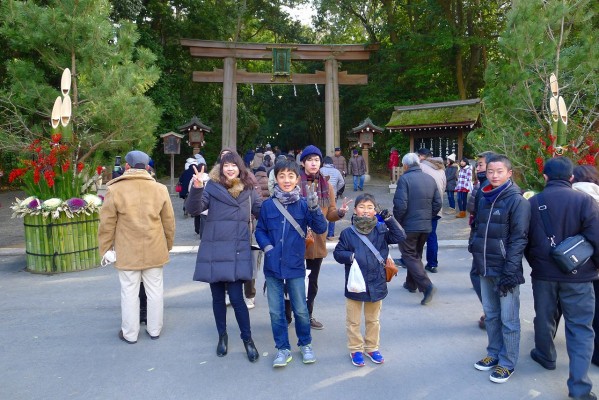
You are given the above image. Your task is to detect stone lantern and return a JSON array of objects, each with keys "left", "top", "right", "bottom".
[
  {"left": 348, "top": 118, "right": 383, "bottom": 179},
  {"left": 178, "top": 116, "right": 211, "bottom": 155}
]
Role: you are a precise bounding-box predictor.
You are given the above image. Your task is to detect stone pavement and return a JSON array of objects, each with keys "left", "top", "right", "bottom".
[{"left": 1, "top": 174, "right": 598, "bottom": 399}]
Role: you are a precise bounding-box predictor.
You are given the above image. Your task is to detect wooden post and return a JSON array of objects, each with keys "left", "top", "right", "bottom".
[
  {"left": 222, "top": 57, "right": 237, "bottom": 150},
  {"left": 362, "top": 145, "right": 370, "bottom": 174},
  {"left": 170, "top": 153, "right": 175, "bottom": 194},
  {"left": 325, "top": 58, "right": 339, "bottom": 156}
]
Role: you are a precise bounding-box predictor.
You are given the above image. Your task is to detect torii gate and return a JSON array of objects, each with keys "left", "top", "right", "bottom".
[{"left": 180, "top": 39, "right": 379, "bottom": 155}]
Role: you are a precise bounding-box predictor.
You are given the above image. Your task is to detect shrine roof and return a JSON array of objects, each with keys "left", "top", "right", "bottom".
[
  {"left": 386, "top": 99, "right": 481, "bottom": 130},
  {"left": 349, "top": 118, "right": 384, "bottom": 134},
  {"left": 178, "top": 116, "right": 212, "bottom": 132}
]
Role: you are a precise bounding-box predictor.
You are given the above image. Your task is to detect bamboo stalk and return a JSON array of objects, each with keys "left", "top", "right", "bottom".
[
  {"left": 66, "top": 215, "right": 75, "bottom": 271},
  {"left": 41, "top": 215, "right": 52, "bottom": 273},
  {"left": 57, "top": 215, "right": 67, "bottom": 272},
  {"left": 24, "top": 215, "right": 35, "bottom": 271},
  {"left": 90, "top": 212, "right": 100, "bottom": 267},
  {"left": 80, "top": 213, "right": 89, "bottom": 269}
]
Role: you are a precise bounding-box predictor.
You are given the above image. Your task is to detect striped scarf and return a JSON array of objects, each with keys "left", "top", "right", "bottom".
[{"left": 300, "top": 171, "right": 330, "bottom": 208}]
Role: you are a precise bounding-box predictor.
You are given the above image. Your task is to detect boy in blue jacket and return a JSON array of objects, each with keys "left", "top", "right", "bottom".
[
  {"left": 255, "top": 159, "right": 327, "bottom": 368},
  {"left": 334, "top": 193, "right": 405, "bottom": 367}
]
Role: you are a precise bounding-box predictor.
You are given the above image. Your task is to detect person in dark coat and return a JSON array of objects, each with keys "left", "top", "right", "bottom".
[
  {"left": 334, "top": 193, "right": 405, "bottom": 367},
  {"left": 444, "top": 153, "right": 458, "bottom": 213},
  {"left": 255, "top": 159, "right": 327, "bottom": 367},
  {"left": 392, "top": 153, "right": 441, "bottom": 305},
  {"left": 525, "top": 157, "right": 599, "bottom": 399},
  {"left": 471, "top": 154, "right": 530, "bottom": 384},
  {"left": 186, "top": 151, "right": 263, "bottom": 363}
]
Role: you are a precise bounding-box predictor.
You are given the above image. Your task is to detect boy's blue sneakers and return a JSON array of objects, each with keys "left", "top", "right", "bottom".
[
  {"left": 350, "top": 352, "right": 365, "bottom": 367},
  {"left": 366, "top": 351, "right": 385, "bottom": 364}
]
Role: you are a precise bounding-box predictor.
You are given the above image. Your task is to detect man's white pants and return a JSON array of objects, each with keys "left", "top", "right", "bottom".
[{"left": 118, "top": 267, "right": 163, "bottom": 341}]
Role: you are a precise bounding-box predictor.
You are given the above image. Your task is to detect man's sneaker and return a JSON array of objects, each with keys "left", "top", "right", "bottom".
[
  {"left": 489, "top": 366, "right": 514, "bottom": 383},
  {"left": 425, "top": 265, "right": 438, "bottom": 273},
  {"left": 350, "top": 352, "right": 365, "bottom": 367},
  {"left": 273, "top": 349, "right": 292, "bottom": 368},
  {"left": 474, "top": 356, "right": 499, "bottom": 371},
  {"left": 245, "top": 297, "right": 255, "bottom": 310},
  {"left": 393, "top": 258, "right": 407, "bottom": 268},
  {"left": 310, "top": 317, "right": 324, "bottom": 330},
  {"left": 225, "top": 294, "right": 231, "bottom": 307},
  {"left": 300, "top": 344, "right": 316, "bottom": 364},
  {"left": 366, "top": 351, "right": 384, "bottom": 364}
]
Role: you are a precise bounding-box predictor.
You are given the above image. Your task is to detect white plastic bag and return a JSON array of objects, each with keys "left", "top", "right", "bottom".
[
  {"left": 101, "top": 250, "right": 116, "bottom": 267},
  {"left": 347, "top": 259, "right": 366, "bottom": 293}
]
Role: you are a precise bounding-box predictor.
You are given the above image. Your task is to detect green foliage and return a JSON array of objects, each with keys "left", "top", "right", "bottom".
[
  {"left": 470, "top": 0, "right": 598, "bottom": 191},
  {"left": 0, "top": 0, "right": 160, "bottom": 166}
]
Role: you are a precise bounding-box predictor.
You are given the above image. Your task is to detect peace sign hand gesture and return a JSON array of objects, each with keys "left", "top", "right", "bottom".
[
  {"left": 305, "top": 183, "right": 319, "bottom": 210},
  {"left": 192, "top": 165, "right": 206, "bottom": 189},
  {"left": 339, "top": 197, "right": 353, "bottom": 214}
]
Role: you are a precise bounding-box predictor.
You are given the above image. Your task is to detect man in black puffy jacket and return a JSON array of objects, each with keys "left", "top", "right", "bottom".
[
  {"left": 392, "top": 153, "right": 441, "bottom": 305},
  {"left": 525, "top": 157, "right": 599, "bottom": 400},
  {"left": 470, "top": 154, "right": 530, "bottom": 384}
]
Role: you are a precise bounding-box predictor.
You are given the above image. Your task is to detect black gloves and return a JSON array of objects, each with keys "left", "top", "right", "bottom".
[
  {"left": 379, "top": 209, "right": 392, "bottom": 220},
  {"left": 495, "top": 274, "right": 521, "bottom": 297}
]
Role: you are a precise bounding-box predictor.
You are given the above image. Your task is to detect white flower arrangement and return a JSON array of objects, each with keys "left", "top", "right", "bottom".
[{"left": 11, "top": 195, "right": 103, "bottom": 220}]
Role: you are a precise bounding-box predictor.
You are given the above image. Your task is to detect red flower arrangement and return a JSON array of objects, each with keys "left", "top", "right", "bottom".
[{"left": 8, "top": 133, "right": 103, "bottom": 201}]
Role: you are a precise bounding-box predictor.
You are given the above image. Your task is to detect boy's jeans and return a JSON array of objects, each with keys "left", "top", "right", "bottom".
[
  {"left": 480, "top": 275, "right": 521, "bottom": 370},
  {"left": 265, "top": 275, "right": 312, "bottom": 350}
]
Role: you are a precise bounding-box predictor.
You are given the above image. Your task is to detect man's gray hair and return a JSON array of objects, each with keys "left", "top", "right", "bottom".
[{"left": 402, "top": 153, "right": 420, "bottom": 168}]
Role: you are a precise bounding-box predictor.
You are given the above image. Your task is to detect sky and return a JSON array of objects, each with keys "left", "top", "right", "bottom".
[{"left": 281, "top": 3, "right": 316, "bottom": 26}]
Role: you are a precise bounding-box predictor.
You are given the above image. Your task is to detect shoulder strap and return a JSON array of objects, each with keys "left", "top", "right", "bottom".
[
  {"left": 350, "top": 226, "right": 384, "bottom": 264},
  {"left": 273, "top": 198, "right": 306, "bottom": 238},
  {"left": 536, "top": 192, "right": 556, "bottom": 247}
]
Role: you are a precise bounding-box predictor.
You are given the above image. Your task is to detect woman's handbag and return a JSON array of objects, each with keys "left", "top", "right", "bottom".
[{"left": 537, "top": 193, "right": 594, "bottom": 274}]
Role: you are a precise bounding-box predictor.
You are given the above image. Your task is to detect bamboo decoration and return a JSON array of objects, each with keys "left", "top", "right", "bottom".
[{"left": 548, "top": 73, "right": 568, "bottom": 155}]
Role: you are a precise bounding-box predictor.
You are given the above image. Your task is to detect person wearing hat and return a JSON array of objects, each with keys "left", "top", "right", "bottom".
[
  {"left": 525, "top": 157, "right": 599, "bottom": 398},
  {"left": 332, "top": 147, "right": 348, "bottom": 179},
  {"left": 348, "top": 149, "right": 367, "bottom": 191},
  {"left": 445, "top": 154, "right": 458, "bottom": 214},
  {"left": 300, "top": 145, "right": 351, "bottom": 329},
  {"left": 99, "top": 150, "right": 175, "bottom": 344}
]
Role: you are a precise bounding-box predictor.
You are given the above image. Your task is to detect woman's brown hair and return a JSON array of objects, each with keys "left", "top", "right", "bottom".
[{"left": 219, "top": 151, "right": 255, "bottom": 189}]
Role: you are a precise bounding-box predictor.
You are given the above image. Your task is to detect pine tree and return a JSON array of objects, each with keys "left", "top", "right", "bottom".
[
  {"left": 470, "top": 0, "right": 598, "bottom": 190},
  {"left": 0, "top": 0, "right": 161, "bottom": 162}
]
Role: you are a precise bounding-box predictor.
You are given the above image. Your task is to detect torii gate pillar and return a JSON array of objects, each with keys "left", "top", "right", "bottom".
[
  {"left": 222, "top": 57, "right": 237, "bottom": 150},
  {"left": 325, "top": 58, "right": 339, "bottom": 157}
]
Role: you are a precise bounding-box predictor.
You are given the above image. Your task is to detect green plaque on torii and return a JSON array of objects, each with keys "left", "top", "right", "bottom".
[{"left": 272, "top": 48, "right": 292, "bottom": 81}]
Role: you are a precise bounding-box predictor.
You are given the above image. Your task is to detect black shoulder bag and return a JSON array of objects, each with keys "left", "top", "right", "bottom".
[{"left": 536, "top": 192, "right": 594, "bottom": 274}]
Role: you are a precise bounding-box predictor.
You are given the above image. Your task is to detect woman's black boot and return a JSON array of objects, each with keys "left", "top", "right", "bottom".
[
  {"left": 216, "top": 333, "right": 228, "bottom": 357},
  {"left": 243, "top": 338, "right": 259, "bottom": 363}
]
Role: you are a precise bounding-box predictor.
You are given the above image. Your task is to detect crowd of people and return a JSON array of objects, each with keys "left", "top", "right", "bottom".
[{"left": 98, "top": 145, "right": 599, "bottom": 400}]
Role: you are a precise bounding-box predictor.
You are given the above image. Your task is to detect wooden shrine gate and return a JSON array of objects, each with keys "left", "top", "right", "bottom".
[{"left": 180, "top": 40, "right": 379, "bottom": 156}]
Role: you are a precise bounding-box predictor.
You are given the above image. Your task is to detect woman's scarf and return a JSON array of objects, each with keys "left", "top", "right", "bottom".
[
  {"left": 300, "top": 171, "right": 330, "bottom": 208},
  {"left": 352, "top": 215, "right": 378, "bottom": 235},
  {"left": 273, "top": 185, "right": 301, "bottom": 205}
]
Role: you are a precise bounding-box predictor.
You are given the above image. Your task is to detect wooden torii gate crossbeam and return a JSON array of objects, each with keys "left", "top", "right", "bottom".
[{"left": 181, "top": 39, "right": 379, "bottom": 155}]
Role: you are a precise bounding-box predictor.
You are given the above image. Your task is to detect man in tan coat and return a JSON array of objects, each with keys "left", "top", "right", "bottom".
[{"left": 99, "top": 150, "right": 175, "bottom": 344}]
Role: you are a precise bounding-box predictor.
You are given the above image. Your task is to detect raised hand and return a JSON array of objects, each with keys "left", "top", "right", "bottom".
[
  {"left": 379, "top": 209, "right": 391, "bottom": 220},
  {"left": 192, "top": 165, "right": 206, "bottom": 188},
  {"left": 306, "top": 183, "right": 319, "bottom": 209},
  {"left": 339, "top": 197, "right": 353, "bottom": 213}
]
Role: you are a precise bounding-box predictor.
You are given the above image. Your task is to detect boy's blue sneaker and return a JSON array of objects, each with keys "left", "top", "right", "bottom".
[
  {"left": 350, "top": 352, "right": 365, "bottom": 367},
  {"left": 489, "top": 366, "right": 514, "bottom": 383},
  {"left": 300, "top": 344, "right": 316, "bottom": 364},
  {"left": 366, "top": 351, "right": 384, "bottom": 364},
  {"left": 474, "top": 356, "right": 499, "bottom": 371},
  {"left": 273, "top": 349, "right": 292, "bottom": 368}
]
